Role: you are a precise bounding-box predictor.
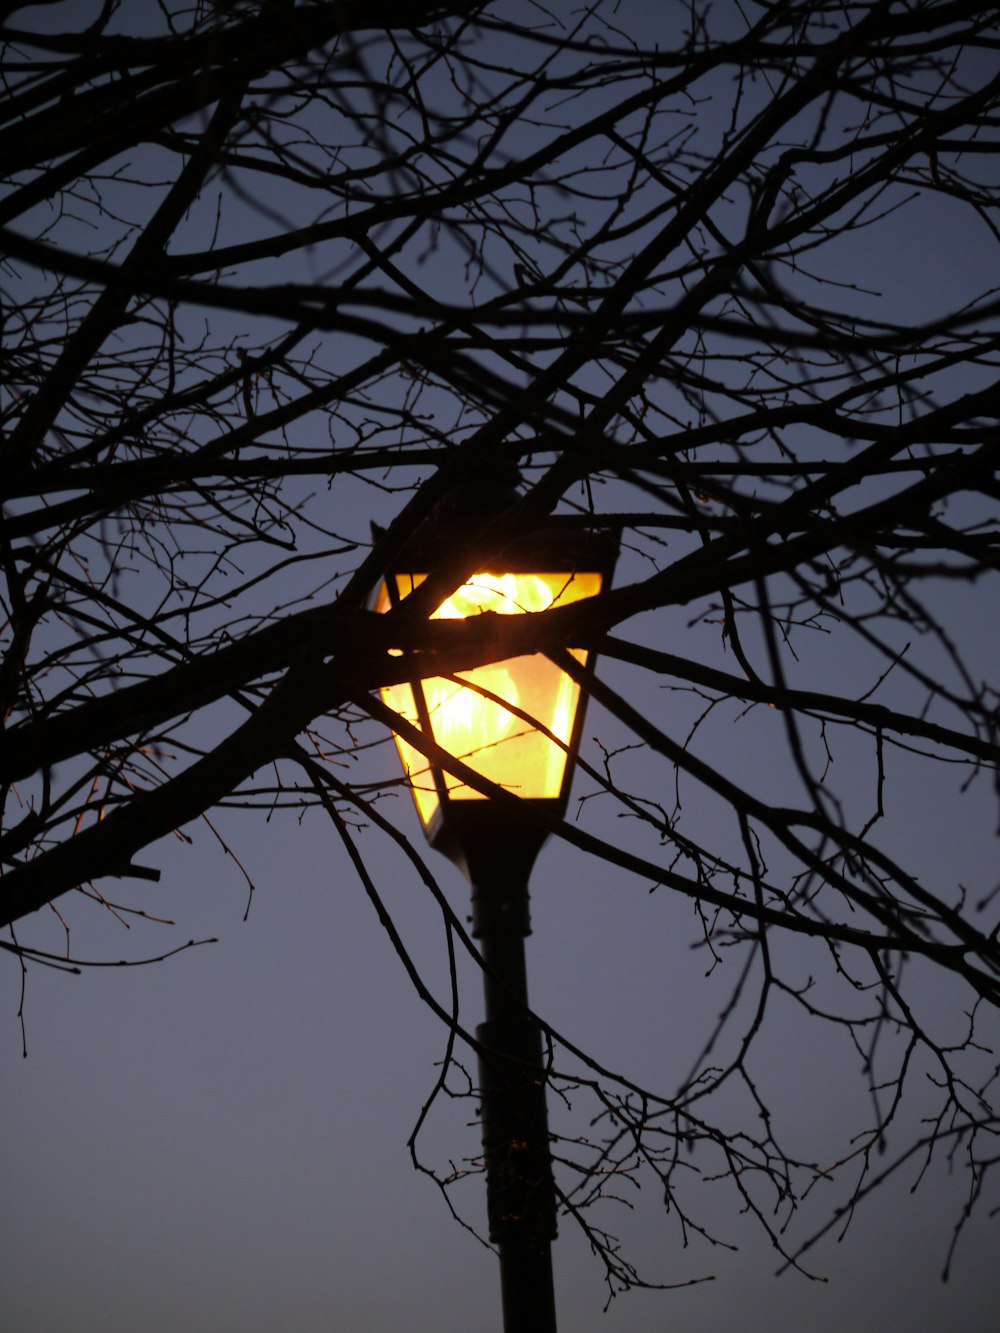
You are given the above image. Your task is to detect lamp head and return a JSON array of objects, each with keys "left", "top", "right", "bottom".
[{"left": 373, "top": 467, "right": 617, "bottom": 883}]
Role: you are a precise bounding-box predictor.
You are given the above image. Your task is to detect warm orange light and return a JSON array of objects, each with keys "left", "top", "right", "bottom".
[{"left": 377, "top": 571, "right": 601, "bottom": 826}]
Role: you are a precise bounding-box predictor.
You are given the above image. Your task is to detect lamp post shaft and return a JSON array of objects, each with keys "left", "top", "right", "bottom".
[{"left": 473, "top": 867, "right": 558, "bottom": 1333}]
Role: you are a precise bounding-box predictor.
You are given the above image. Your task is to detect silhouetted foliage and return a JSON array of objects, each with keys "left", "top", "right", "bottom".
[{"left": 3, "top": 0, "right": 999, "bottom": 1306}]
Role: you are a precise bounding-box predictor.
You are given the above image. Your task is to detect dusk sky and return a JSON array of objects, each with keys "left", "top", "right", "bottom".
[
  {"left": 5, "top": 680, "right": 999, "bottom": 1331},
  {"left": 3, "top": 3, "right": 999, "bottom": 1330}
]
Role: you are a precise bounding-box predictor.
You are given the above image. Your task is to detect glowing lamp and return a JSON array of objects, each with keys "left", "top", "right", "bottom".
[
  {"left": 373, "top": 509, "right": 615, "bottom": 885},
  {"left": 372, "top": 476, "right": 617, "bottom": 1330}
]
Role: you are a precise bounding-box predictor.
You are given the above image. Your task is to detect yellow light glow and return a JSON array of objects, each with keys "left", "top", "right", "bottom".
[{"left": 377, "top": 570, "right": 601, "bottom": 825}]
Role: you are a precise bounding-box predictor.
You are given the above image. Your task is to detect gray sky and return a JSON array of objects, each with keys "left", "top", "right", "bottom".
[
  {"left": 3, "top": 3, "right": 1000, "bottom": 1330},
  {"left": 5, "top": 757, "right": 999, "bottom": 1332}
]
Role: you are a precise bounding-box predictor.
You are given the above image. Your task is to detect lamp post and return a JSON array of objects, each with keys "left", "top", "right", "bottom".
[{"left": 373, "top": 472, "right": 616, "bottom": 1333}]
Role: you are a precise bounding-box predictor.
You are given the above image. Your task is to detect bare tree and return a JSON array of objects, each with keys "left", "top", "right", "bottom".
[{"left": 2, "top": 0, "right": 999, "bottom": 1309}]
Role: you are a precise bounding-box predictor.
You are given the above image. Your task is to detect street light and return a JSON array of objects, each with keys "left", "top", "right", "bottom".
[{"left": 373, "top": 472, "right": 616, "bottom": 1333}]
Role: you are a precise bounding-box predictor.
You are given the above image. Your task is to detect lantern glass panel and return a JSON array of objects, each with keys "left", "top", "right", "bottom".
[{"left": 377, "top": 571, "right": 602, "bottom": 826}]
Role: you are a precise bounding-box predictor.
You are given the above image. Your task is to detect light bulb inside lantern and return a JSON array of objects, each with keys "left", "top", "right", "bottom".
[{"left": 377, "top": 568, "right": 603, "bottom": 825}]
